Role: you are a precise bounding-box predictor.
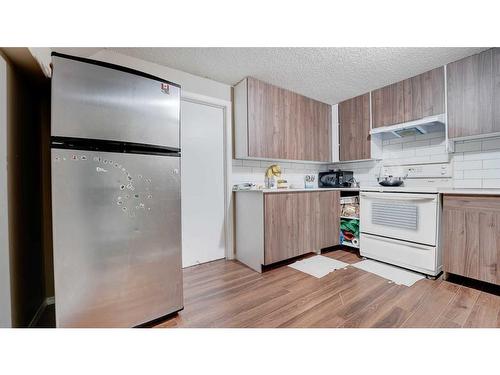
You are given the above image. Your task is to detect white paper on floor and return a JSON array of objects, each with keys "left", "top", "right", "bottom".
[
  {"left": 288, "top": 255, "right": 349, "bottom": 278},
  {"left": 350, "top": 259, "right": 425, "bottom": 287}
]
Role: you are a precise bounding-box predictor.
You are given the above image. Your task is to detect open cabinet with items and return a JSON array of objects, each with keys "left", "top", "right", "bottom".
[{"left": 339, "top": 193, "right": 360, "bottom": 249}]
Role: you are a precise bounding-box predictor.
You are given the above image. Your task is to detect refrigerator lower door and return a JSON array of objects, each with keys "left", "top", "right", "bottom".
[{"left": 51, "top": 149, "right": 182, "bottom": 327}]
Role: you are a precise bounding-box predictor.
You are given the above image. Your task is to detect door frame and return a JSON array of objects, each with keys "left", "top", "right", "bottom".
[
  {"left": 0, "top": 53, "right": 12, "bottom": 327},
  {"left": 180, "top": 91, "right": 234, "bottom": 260}
]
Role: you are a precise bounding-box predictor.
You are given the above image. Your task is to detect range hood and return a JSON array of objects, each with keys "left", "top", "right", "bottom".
[{"left": 370, "top": 114, "right": 446, "bottom": 138}]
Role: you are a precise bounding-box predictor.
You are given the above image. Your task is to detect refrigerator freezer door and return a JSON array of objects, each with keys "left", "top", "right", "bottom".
[
  {"left": 51, "top": 55, "right": 180, "bottom": 149},
  {"left": 51, "top": 149, "right": 182, "bottom": 327}
]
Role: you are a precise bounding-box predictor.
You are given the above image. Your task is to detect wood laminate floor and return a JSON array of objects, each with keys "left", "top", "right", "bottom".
[{"left": 155, "top": 249, "right": 500, "bottom": 328}]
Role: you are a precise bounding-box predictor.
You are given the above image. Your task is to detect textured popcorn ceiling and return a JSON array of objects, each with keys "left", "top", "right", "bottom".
[{"left": 54, "top": 47, "right": 487, "bottom": 104}]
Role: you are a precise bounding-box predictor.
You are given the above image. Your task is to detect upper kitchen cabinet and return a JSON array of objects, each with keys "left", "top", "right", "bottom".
[
  {"left": 371, "top": 81, "right": 405, "bottom": 128},
  {"left": 447, "top": 48, "right": 500, "bottom": 139},
  {"left": 234, "top": 77, "right": 332, "bottom": 162},
  {"left": 371, "top": 67, "right": 445, "bottom": 128},
  {"left": 403, "top": 67, "right": 445, "bottom": 122},
  {"left": 338, "top": 93, "right": 371, "bottom": 161}
]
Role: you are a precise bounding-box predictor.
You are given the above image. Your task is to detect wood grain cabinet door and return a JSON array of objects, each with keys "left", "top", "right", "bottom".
[
  {"left": 318, "top": 191, "right": 340, "bottom": 249},
  {"left": 371, "top": 81, "right": 405, "bottom": 128},
  {"left": 403, "top": 67, "right": 445, "bottom": 122},
  {"left": 447, "top": 49, "right": 498, "bottom": 139},
  {"left": 443, "top": 195, "right": 500, "bottom": 285},
  {"left": 246, "top": 77, "right": 331, "bottom": 162},
  {"left": 339, "top": 93, "right": 370, "bottom": 161},
  {"left": 263, "top": 191, "right": 340, "bottom": 265},
  {"left": 478, "top": 211, "right": 500, "bottom": 284},
  {"left": 443, "top": 204, "right": 479, "bottom": 279},
  {"left": 494, "top": 48, "right": 500, "bottom": 133},
  {"left": 310, "top": 99, "right": 332, "bottom": 162},
  {"left": 264, "top": 193, "right": 299, "bottom": 265},
  {"left": 372, "top": 67, "right": 444, "bottom": 128},
  {"left": 297, "top": 192, "right": 320, "bottom": 254},
  {"left": 247, "top": 77, "right": 286, "bottom": 159}
]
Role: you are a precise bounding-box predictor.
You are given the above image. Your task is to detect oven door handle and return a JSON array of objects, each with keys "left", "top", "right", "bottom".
[{"left": 360, "top": 192, "right": 437, "bottom": 201}]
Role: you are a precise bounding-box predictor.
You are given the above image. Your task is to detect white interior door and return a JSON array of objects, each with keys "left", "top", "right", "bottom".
[{"left": 181, "top": 99, "right": 225, "bottom": 268}]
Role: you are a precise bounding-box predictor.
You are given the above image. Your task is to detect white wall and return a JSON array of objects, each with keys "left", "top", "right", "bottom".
[
  {"left": 89, "top": 50, "right": 231, "bottom": 102},
  {"left": 0, "top": 54, "right": 12, "bottom": 327},
  {"left": 29, "top": 48, "right": 52, "bottom": 78}
]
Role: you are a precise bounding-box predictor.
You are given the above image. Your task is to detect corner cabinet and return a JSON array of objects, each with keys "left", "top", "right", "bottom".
[
  {"left": 234, "top": 77, "right": 332, "bottom": 162},
  {"left": 371, "top": 67, "right": 445, "bottom": 128},
  {"left": 447, "top": 48, "right": 500, "bottom": 139},
  {"left": 338, "top": 93, "right": 371, "bottom": 161},
  {"left": 235, "top": 190, "right": 340, "bottom": 272},
  {"left": 443, "top": 195, "right": 500, "bottom": 285}
]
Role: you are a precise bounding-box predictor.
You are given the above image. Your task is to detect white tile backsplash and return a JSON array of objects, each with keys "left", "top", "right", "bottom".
[
  {"left": 329, "top": 132, "right": 500, "bottom": 189},
  {"left": 482, "top": 138, "right": 500, "bottom": 151},
  {"left": 430, "top": 136, "right": 446, "bottom": 146},
  {"left": 404, "top": 139, "right": 430, "bottom": 149},
  {"left": 463, "top": 169, "right": 483, "bottom": 179},
  {"left": 453, "top": 179, "right": 482, "bottom": 188},
  {"left": 232, "top": 159, "right": 329, "bottom": 188},
  {"left": 482, "top": 159, "right": 500, "bottom": 169},
  {"left": 331, "top": 131, "right": 451, "bottom": 185},
  {"left": 454, "top": 160, "right": 483, "bottom": 171},
  {"left": 454, "top": 140, "right": 482, "bottom": 153},
  {"left": 232, "top": 133, "right": 500, "bottom": 190},
  {"left": 482, "top": 169, "right": 500, "bottom": 179},
  {"left": 482, "top": 179, "right": 500, "bottom": 188},
  {"left": 241, "top": 159, "right": 261, "bottom": 167},
  {"left": 454, "top": 170, "right": 464, "bottom": 179},
  {"left": 452, "top": 136, "right": 500, "bottom": 188},
  {"left": 415, "top": 145, "right": 446, "bottom": 156}
]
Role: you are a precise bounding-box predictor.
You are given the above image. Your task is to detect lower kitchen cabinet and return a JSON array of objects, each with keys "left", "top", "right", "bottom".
[
  {"left": 443, "top": 195, "right": 500, "bottom": 285},
  {"left": 264, "top": 192, "right": 303, "bottom": 264},
  {"left": 235, "top": 190, "right": 340, "bottom": 272},
  {"left": 318, "top": 191, "right": 341, "bottom": 248}
]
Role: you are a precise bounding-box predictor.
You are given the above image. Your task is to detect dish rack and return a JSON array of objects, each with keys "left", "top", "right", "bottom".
[{"left": 339, "top": 196, "right": 360, "bottom": 249}]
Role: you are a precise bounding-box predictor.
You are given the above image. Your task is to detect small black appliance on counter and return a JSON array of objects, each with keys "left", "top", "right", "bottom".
[{"left": 318, "top": 170, "right": 354, "bottom": 188}]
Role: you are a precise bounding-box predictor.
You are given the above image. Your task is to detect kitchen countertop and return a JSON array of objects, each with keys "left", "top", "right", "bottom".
[
  {"left": 360, "top": 186, "right": 500, "bottom": 195},
  {"left": 361, "top": 186, "right": 500, "bottom": 195},
  {"left": 439, "top": 188, "right": 500, "bottom": 196},
  {"left": 233, "top": 187, "right": 360, "bottom": 193},
  {"left": 233, "top": 186, "right": 500, "bottom": 195}
]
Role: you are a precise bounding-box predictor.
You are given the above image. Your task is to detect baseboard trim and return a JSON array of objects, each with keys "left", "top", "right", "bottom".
[{"left": 28, "top": 296, "right": 55, "bottom": 328}]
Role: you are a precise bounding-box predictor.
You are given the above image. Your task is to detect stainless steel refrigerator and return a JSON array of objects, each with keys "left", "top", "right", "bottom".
[{"left": 50, "top": 53, "right": 183, "bottom": 327}]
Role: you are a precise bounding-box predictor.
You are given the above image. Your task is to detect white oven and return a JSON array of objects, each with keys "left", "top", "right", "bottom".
[
  {"left": 359, "top": 191, "right": 442, "bottom": 276},
  {"left": 360, "top": 192, "right": 438, "bottom": 246}
]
